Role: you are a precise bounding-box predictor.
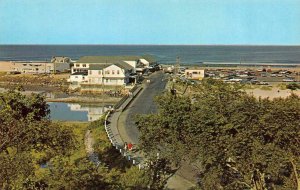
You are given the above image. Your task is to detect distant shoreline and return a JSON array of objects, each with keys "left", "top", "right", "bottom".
[{"left": 1, "top": 44, "right": 300, "bottom": 47}]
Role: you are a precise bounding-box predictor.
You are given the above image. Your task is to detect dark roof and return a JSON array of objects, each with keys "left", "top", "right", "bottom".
[
  {"left": 89, "top": 64, "right": 111, "bottom": 70},
  {"left": 89, "top": 61, "right": 133, "bottom": 70},
  {"left": 76, "top": 55, "right": 156, "bottom": 64},
  {"left": 114, "top": 61, "right": 133, "bottom": 70},
  {"left": 142, "top": 54, "right": 156, "bottom": 63},
  {"left": 77, "top": 56, "right": 141, "bottom": 63}
]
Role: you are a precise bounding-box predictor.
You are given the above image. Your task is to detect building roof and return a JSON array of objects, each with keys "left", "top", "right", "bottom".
[
  {"left": 141, "top": 55, "right": 156, "bottom": 63},
  {"left": 89, "top": 64, "right": 112, "bottom": 70},
  {"left": 89, "top": 61, "right": 133, "bottom": 70},
  {"left": 51, "top": 56, "right": 71, "bottom": 63},
  {"left": 114, "top": 61, "right": 133, "bottom": 70},
  {"left": 77, "top": 56, "right": 141, "bottom": 63},
  {"left": 139, "top": 59, "right": 149, "bottom": 64},
  {"left": 76, "top": 55, "right": 156, "bottom": 64}
]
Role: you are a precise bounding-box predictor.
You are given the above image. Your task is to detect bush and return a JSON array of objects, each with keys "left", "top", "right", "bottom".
[{"left": 286, "top": 83, "right": 300, "bottom": 90}]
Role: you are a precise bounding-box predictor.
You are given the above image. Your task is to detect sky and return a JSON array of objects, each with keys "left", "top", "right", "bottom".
[{"left": 0, "top": 0, "right": 299, "bottom": 45}]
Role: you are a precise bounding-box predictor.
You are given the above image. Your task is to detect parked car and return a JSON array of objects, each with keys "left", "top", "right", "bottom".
[
  {"left": 258, "top": 81, "right": 269, "bottom": 85},
  {"left": 283, "top": 78, "right": 295, "bottom": 82}
]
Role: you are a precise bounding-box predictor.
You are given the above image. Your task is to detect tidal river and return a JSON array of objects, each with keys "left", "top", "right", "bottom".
[{"left": 48, "top": 102, "right": 113, "bottom": 122}]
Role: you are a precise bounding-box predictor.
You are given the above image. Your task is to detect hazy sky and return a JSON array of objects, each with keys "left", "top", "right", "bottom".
[{"left": 0, "top": 0, "right": 299, "bottom": 45}]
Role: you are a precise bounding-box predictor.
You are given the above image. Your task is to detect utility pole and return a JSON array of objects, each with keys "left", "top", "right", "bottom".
[{"left": 175, "top": 56, "right": 180, "bottom": 74}]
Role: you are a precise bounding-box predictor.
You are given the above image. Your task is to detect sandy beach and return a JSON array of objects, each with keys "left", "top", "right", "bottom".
[{"left": 245, "top": 87, "right": 300, "bottom": 99}]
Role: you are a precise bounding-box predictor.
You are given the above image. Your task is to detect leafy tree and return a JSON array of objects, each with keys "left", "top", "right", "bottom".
[
  {"left": 119, "top": 166, "right": 150, "bottom": 189},
  {"left": 136, "top": 78, "right": 300, "bottom": 190},
  {"left": 286, "top": 83, "right": 300, "bottom": 91},
  {"left": 0, "top": 90, "right": 76, "bottom": 189}
]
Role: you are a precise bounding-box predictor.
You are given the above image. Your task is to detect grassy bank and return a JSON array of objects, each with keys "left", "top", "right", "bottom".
[{"left": 88, "top": 119, "right": 131, "bottom": 170}]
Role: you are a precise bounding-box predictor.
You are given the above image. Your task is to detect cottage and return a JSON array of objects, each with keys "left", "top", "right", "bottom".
[
  {"left": 69, "top": 55, "right": 155, "bottom": 92},
  {"left": 72, "top": 56, "right": 141, "bottom": 74},
  {"left": 87, "top": 61, "right": 133, "bottom": 86},
  {"left": 185, "top": 69, "right": 205, "bottom": 80},
  {"left": 11, "top": 61, "right": 53, "bottom": 74},
  {"left": 68, "top": 72, "right": 88, "bottom": 84}
]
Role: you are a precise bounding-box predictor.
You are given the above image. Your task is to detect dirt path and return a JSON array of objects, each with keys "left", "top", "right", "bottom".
[
  {"left": 85, "top": 130, "right": 94, "bottom": 154},
  {"left": 84, "top": 130, "right": 100, "bottom": 164}
]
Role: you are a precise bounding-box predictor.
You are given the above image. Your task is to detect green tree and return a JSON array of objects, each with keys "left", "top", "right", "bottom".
[
  {"left": 0, "top": 90, "right": 76, "bottom": 189},
  {"left": 136, "top": 78, "right": 300, "bottom": 190}
]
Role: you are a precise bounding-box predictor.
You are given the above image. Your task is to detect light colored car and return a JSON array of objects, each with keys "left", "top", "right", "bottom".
[{"left": 283, "top": 78, "right": 295, "bottom": 82}]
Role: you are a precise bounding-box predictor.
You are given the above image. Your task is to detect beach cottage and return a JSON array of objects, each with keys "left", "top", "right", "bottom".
[
  {"left": 71, "top": 56, "right": 141, "bottom": 74},
  {"left": 185, "top": 69, "right": 205, "bottom": 80},
  {"left": 87, "top": 61, "right": 133, "bottom": 86}
]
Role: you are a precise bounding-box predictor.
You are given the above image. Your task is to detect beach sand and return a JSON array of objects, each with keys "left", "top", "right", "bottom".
[
  {"left": 0, "top": 61, "right": 13, "bottom": 72},
  {"left": 246, "top": 87, "right": 300, "bottom": 99}
]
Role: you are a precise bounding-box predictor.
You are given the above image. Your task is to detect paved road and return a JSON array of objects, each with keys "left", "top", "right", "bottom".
[
  {"left": 118, "top": 71, "right": 196, "bottom": 189},
  {"left": 119, "top": 71, "right": 167, "bottom": 144}
]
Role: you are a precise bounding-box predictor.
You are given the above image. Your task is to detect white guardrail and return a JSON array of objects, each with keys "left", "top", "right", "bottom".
[{"left": 104, "top": 110, "right": 143, "bottom": 169}]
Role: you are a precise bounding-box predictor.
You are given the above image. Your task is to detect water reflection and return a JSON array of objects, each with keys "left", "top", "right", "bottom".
[{"left": 48, "top": 102, "right": 113, "bottom": 121}]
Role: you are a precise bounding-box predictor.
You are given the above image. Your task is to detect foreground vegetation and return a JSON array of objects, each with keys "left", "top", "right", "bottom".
[
  {"left": 136, "top": 78, "right": 300, "bottom": 190},
  {"left": 0, "top": 90, "right": 154, "bottom": 189},
  {"left": 1, "top": 78, "right": 299, "bottom": 189}
]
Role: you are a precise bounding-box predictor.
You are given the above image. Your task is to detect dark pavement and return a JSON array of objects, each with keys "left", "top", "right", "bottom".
[
  {"left": 120, "top": 71, "right": 167, "bottom": 144},
  {"left": 118, "top": 71, "right": 196, "bottom": 189}
]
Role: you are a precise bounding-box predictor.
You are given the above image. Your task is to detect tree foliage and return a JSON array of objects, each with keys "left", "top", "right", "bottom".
[
  {"left": 0, "top": 90, "right": 77, "bottom": 189},
  {"left": 136, "top": 78, "right": 300, "bottom": 190},
  {"left": 0, "top": 90, "right": 153, "bottom": 189}
]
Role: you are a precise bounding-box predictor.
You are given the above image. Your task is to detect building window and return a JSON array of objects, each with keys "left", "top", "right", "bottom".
[
  {"left": 105, "top": 70, "right": 110, "bottom": 74},
  {"left": 75, "top": 76, "right": 78, "bottom": 78},
  {"left": 117, "top": 70, "right": 120, "bottom": 74},
  {"left": 76, "top": 64, "right": 80, "bottom": 67},
  {"left": 89, "top": 70, "right": 92, "bottom": 75},
  {"left": 112, "top": 70, "right": 115, "bottom": 74},
  {"left": 83, "top": 64, "right": 86, "bottom": 67},
  {"left": 106, "top": 79, "right": 109, "bottom": 83}
]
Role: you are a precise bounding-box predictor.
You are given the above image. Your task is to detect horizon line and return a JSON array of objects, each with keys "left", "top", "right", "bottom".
[{"left": 0, "top": 43, "right": 300, "bottom": 46}]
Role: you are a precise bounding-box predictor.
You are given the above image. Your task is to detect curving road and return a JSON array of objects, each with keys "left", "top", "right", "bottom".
[
  {"left": 118, "top": 71, "right": 196, "bottom": 189},
  {"left": 118, "top": 71, "right": 167, "bottom": 144}
]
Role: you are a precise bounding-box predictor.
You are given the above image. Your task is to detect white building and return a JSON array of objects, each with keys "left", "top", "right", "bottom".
[
  {"left": 87, "top": 61, "right": 133, "bottom": 86},
  {"left": 68, "top": 72, "right": 88, "bottom": 84},
  {"left": 139, "top": 59, "right": 150, "bottom": 67},
  {"left": 185, "top": 69, "right": 205, "bottom": 80},
  {"left": 71, "top": 55, "right": 156, "bottom": 74},
  {"left": 71, "top": 56, "right": 141, "bottom": 74},
  {"left": 69, "top": 56, "right": 156, "bottom": 91}
]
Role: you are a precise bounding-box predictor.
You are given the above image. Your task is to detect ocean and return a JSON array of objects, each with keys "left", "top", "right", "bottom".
[{"left": 1, "top": 45, "right": 300, "bottom": 65}]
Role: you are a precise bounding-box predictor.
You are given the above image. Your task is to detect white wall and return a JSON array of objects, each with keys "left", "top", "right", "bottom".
[
  {"left": 87, "top": 65, "right": 127, "bottom": 85},
  {"left": 103, "top": 78, "right": 125, "bottom": 85},
  {"left": 103, "top": 65, "right": 125, "bottom": 77},
  {"left": 139, "top": 59, "right": 150, "bottom": 67},
  {"left": 10, "top": 62, "right": 54, "bottom": 74},
  {"left": 68, "top": 75, "right": 88, "bottom": 83},
  {"left": 185, "top": 69, "right": 205, "bottom": 80},
  {"left": 124, "top": 61, "right": 136, "bottom": 68}
]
